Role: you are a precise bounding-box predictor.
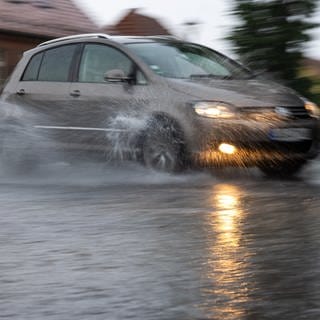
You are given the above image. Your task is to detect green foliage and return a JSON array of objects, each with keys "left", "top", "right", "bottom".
[{"left": 227, "top": 0, "right": 318, "bottom": 101}]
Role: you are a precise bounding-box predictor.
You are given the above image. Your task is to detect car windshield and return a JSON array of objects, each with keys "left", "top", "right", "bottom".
[{"left": 126, "top": 41, "right": 253, "bottom": 80}]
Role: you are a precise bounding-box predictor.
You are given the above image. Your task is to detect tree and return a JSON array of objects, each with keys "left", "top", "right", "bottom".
[{"left": 227, "top": 0, "right": 318, "bottom": 100}]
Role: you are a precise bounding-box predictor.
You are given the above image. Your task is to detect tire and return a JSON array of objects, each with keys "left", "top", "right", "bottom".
[
  {"left": 142, "top": 116, "right": 187, "bottom": 172},
  {"left": 258, "top": 159, "right": 306, "bottom": 178}
]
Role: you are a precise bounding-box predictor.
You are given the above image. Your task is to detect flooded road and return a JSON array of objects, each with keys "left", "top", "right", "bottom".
[{"left": 1, "top": 161, "right": 320, "bottom": 320}]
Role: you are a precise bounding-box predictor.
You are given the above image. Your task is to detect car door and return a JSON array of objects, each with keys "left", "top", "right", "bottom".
[
  {"left": 68, "top": 43, "right": 151, "bottom": 152},
  {"left": 12, "top": 44, "right": 80, "bottom": 145}
]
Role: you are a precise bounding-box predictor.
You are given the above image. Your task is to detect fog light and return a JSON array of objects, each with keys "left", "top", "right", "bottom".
[{"left": 219, "top": 143, "right": 236, "bottom": 155}]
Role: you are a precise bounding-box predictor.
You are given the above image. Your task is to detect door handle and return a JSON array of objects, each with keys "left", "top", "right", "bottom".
[
  {"left": 16, "top": 89, "right": 25, "bottom": 95},
  {"left": 70, "top": 90, "right": 81, "bottom": 97}
]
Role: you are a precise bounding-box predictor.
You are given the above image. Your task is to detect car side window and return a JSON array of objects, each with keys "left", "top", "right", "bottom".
[
  {"left": 22, "top": 45, "right": 77, "bottom": 82},
  {"left": 38, "top": 45, "right": 77, "bottom": 82},
  {"left": 22, "top": 52, "right": 43, "bottom": 81},
  {"left": 78, "top": 44, "right": 134, "bottom": 83}
]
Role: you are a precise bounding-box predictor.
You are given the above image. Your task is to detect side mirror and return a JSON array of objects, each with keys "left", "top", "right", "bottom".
[{"left": 104, "top": 69, "right": 133, "bottom": 83}]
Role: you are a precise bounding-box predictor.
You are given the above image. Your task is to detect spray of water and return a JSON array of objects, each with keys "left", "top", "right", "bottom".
[
  {"left": 0, "top": 101, "right": 59, "bottom": 175},
  {"left": 104, "top": 112, "right": 149, "bottom": 162},
  {"left": 0, "top": 99, "right": 318, "bottom": 182}
]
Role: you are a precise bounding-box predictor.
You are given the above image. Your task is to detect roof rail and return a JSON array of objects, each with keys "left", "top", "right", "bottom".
[
  {"left": 144, "top": 35, "right": 181, "bottom": 40},
  {"left": 109, "top": 35, "right": 181, "bottom": 41},
  {"left": 38, "top": 33, "right": 111, "bottom": 47}
]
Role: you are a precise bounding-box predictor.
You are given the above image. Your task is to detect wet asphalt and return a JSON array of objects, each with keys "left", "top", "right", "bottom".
[{"left": 0, "top": 160, "right": 320, "bottom": 320}]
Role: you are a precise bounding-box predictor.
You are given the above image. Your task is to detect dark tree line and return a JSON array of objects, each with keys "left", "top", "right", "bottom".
[{"left": 227, "top": 0, "right": 318, "bottom": 101}]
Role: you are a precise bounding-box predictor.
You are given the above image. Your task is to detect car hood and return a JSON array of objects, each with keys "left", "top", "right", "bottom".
[{"left": 166, "top": 78, "right": 303, "bottom": 107}]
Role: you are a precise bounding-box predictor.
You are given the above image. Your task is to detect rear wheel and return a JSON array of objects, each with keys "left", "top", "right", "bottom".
[
  {"left": 142, "top": 116, "right": 187, "bottom": 172},
  {"left": 258, "top": 159, "right": 306, "bottom": 178}
]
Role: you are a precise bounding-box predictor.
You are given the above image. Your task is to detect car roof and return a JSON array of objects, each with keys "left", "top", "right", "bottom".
[{"left": 37, "top": 33, "right": 181, "bottom": 47}]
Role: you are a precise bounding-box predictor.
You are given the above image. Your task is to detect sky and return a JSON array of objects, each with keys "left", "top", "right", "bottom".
[{"left": 73, "top": 0, "right": 320, "bottom": 60}]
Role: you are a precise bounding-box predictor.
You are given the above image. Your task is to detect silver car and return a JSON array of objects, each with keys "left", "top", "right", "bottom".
[{"left": 1, "top": 33, "right": 319, "bottom": 176}]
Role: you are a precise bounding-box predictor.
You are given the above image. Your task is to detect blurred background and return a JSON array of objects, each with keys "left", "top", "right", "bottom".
[{"left": 0, "top": 0, "right": 319, "bottom": 102}]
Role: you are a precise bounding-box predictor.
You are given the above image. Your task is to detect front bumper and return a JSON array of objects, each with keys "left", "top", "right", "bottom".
[{"left": 191, "top": 117, "right": 319, "bottom": 167}]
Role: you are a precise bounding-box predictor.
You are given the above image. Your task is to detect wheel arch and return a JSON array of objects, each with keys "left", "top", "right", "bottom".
[{"left": 139, "top": 111, "right": 191, "bottom": 170}]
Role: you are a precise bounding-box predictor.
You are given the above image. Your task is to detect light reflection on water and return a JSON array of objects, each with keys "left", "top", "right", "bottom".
[
  {"left": 0, "top": 167, "right": 320, "bottom": 319},
  {"left": 201, "top": 184, "right": 252, "bottom": 320}
]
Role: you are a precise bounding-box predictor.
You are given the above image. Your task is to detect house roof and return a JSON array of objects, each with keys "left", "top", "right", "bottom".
[
  {"left": 108, "top": 8, "right": 171, "bottom": 36},
  {"left": 0, "top": 0, "right": 98, "bottom": 38}
]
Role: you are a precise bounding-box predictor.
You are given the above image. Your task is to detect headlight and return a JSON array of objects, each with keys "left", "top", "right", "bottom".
[
  {"left": 304, "top": 100, "right": 320, "bottom": 119},
  {"left": 193, "top": 101, "right": 236, "bottom": 119}
]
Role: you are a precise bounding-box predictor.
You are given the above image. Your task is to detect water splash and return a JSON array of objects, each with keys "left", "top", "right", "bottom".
[
  {"left": 0, "top": 101, "right": 58, "bottom": 175},
  {"left": 104, "top": 113, "right": 148, "bottom": 162}
]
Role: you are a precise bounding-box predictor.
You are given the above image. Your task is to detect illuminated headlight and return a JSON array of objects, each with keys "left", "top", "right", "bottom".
[
  {"left": 219, "top": 143, "right": 237, "bottom": 154},
  {"left": 304, "top": 100, "right": 320, "bottom": 119},
  {"left": 193, "top": 101, "right": 236, "bottom": 119}
]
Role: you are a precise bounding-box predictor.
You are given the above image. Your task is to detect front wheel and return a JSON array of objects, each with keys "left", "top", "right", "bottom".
[
  {"left": 258, "top": 159, "right": 307, "bottom": 178},
  {"left": 142, "top": 117, "right": 187, "bottom": 172}
]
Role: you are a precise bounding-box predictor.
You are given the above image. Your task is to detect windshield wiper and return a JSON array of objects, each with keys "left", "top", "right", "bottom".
[{"left": 189, "top": 74, "right": 233, "bottom": 80}]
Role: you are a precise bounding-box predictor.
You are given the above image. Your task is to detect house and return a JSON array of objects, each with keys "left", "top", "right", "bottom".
[
  {"left": 302, "top": 58, "right": 320, "bottom": 79},
  {"left": 0, "top": 0, "right": 98, "bottom": 84},
  {"left": 302, "top": 58, "right": 320, "bottom": 102},
  {"left": 104, "top": 8, "right": 172, "bottom": 36}
]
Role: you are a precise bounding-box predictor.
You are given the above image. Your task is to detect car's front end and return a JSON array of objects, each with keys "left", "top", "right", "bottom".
[
  {"left": 126, "top": 38, "right": 319, "bottom": 173},
  {"left": 189, "top": 100, "right": 319, "bottom": 168}
]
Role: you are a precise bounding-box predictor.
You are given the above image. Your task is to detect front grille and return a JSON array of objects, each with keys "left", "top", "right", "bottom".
[
  {"left": 263, "top": 140, "right": 313, "bottom": 154},
  {"left": 282, "top": 106, "right": 309, "bottom": 119},
  {"left": 241, "top": 106, "right": 310, "bottom": 120}
]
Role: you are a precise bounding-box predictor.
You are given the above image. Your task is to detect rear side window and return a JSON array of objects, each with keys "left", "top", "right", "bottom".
[
  {"left": 22, "top": 44, "right": 77, "bottom": 82},
  {"left": 22, "top": 52, "right": 43, "bottom": 81}
]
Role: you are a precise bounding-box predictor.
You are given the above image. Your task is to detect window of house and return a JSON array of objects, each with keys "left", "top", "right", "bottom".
[
  {"left": 37, "top": 44, "right": 77, "bottom": 82},
  {"left": 5, "top": 0, "right": 28, "bottom": 3},
  {"left": 0, "top": 48, "right": 6, "bottom": 84},
  {"left": 32, "top": 0, "right": 55, "bottom": 8},
  {"left": 78, "top": 44, "right": 133, "bottom": 83}
]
